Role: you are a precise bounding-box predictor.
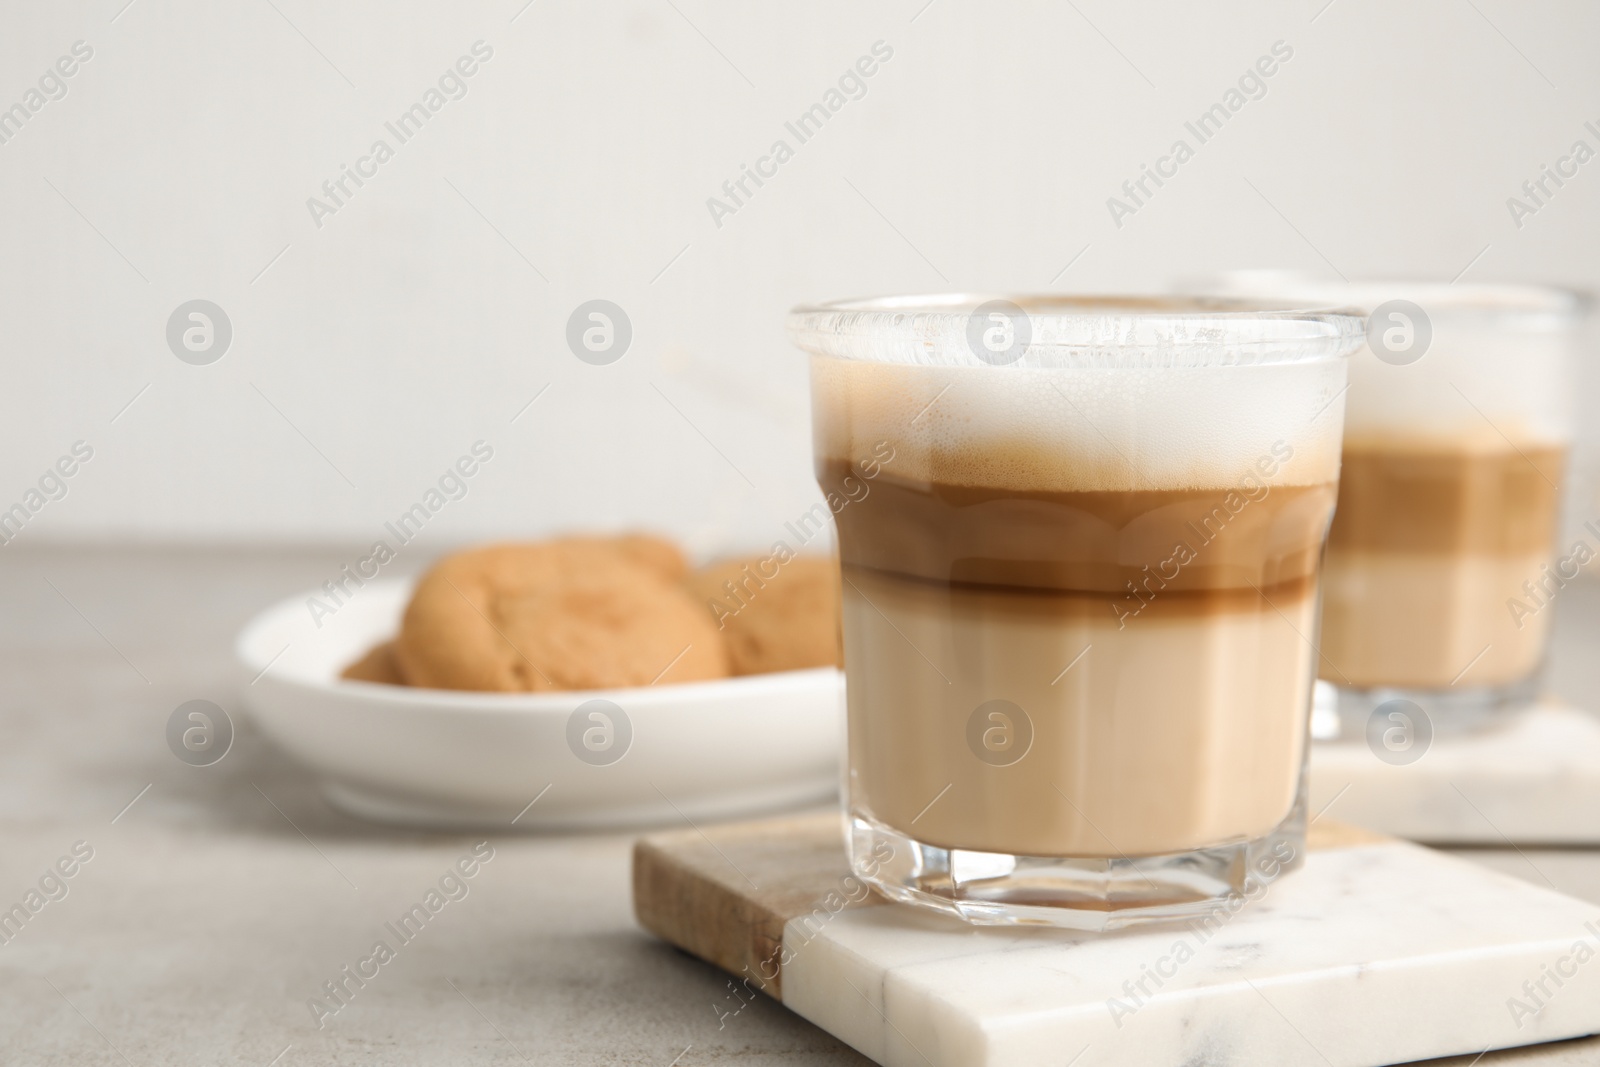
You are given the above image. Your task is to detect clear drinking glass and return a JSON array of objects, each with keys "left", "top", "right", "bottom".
[
  {"left": 1196, "top": 274, "right": 1585, "bottom": 731},
  {"left": 789, "top": 295, "right": 1365, "bottom": 929}
]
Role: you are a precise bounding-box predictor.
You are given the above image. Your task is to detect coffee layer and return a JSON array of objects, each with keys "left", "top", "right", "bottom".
[
  {"left": 823, "top": 459, "right": 1337, "bottom": 599},
  {"left": 1329, "top": 438, "right": 1564, "bottom": 554}
]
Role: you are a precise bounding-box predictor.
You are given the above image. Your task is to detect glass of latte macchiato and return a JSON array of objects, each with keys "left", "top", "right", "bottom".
[
  {"left": 1199, "top": 275, "right": 1585, "bottom": 730},
  {"left": 789, "top": 295, "right": 1365, "bottom": 929}
]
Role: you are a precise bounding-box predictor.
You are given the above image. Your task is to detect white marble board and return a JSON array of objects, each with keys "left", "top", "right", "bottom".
[
  {"left": 1310, "top": 703, "right": 1600, "bottom": 844},
  {"left": 634, "top": 813, "right": 1600, "bottom": 1067}
]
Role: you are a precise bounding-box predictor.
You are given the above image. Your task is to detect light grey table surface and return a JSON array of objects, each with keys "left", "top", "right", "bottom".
[{"left": 2, "top": 545, "right": 1597, "bottom": 1066}]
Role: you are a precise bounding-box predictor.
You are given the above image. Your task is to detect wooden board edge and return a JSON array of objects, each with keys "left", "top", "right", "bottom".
[
  {"left": 631, "top": 836, "right": 787, "bottom": 999},
  {"left": 1309, "top": 817, "right": 1389, "bottom": 850}
]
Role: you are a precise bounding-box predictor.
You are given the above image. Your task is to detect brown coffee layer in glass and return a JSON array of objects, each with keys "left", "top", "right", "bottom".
[
  {"left": 822, "top": 458, "right": 1337, "bottom": 600},
  {"left": 1329, "top": 440, "right": 1565, "bottom": 554}
]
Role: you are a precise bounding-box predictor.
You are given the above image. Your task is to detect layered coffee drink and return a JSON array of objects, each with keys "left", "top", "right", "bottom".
[
  {"left": 794, "top": 295, "right": 1364, "bottom": 928},
  {"left": 1322, "top": 432, "right": 1565, "bottom": 689},
  {"left": 1201, "top": 276, "right": 1581, "bottom": 708}
]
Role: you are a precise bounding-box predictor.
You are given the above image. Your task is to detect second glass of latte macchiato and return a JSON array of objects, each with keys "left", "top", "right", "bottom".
[
  {"left": 790, "top": 295, "right": 1366, "bottom": 929},
  {"left": 1198, "top": 274, "right": 1585, "bottom": 730}
]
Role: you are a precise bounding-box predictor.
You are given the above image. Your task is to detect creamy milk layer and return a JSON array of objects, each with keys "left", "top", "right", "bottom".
[
  {"left": 843, "top": 566, "right": 1315, "bottom": 857},
  {"left": 1321, "top": 550, "right": 1553, "bottom": 689}
]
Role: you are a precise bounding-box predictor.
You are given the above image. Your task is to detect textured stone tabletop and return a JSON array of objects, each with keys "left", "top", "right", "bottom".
[{"left": 2, "top": 545, "right": 1598, "bottom": 1065}]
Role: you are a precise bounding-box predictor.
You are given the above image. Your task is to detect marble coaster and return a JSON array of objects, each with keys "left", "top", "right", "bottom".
[
  {"left": 634, "top": 813, "right": 1600, "bottom": 1067},
  {"left": 1310, "top": 702, "right": 1600, "bottom": 844}
]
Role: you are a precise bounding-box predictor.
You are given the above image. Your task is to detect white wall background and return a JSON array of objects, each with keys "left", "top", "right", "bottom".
[{"left": 1, "top": 0, "right": 1597, "bottom": 556}]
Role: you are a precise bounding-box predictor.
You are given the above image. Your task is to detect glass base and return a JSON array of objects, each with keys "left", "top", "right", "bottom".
[
  {"left": 1323, "top": 674, "right": 1541, "bottom": 743},
  {"left": 849, "top": 795, "right": 1306, "bottom": 932}
]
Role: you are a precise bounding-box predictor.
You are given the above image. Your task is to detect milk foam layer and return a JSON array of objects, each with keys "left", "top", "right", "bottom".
[
  {"left": 812, "top": 356, "right": 1346, "bottom": 493},
  {"left": 1346, "top": 331, "right": 1571, "bottom": 443},
  {"left": 1192, "top": 274, "right": 1577, "bottom": 443}
]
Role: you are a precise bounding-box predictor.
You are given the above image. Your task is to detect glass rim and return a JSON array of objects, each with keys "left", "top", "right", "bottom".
[
  {"left": 1188, "top": 271, "right": 1593, "bottom": 323},
  {"left": 787, "top": 292, "right": 1368, "bottom": 368}
]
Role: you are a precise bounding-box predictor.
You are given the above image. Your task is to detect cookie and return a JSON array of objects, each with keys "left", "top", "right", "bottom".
[
  {"left": 604, "top": 534, "right": 690, "bottom": 583},
  {"left": 395, "top": 537, "right": 727, "bottom": 692},
  {"left": 684, "top": 555, "right": 842, "bottom": 675},
  {"left": 341, "top": 640, "right": 408, "bottom": 685}
]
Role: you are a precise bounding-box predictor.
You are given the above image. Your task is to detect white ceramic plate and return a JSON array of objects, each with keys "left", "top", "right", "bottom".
[{"left": 235, "top": 580, "right": 844, "bottom": 830}]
